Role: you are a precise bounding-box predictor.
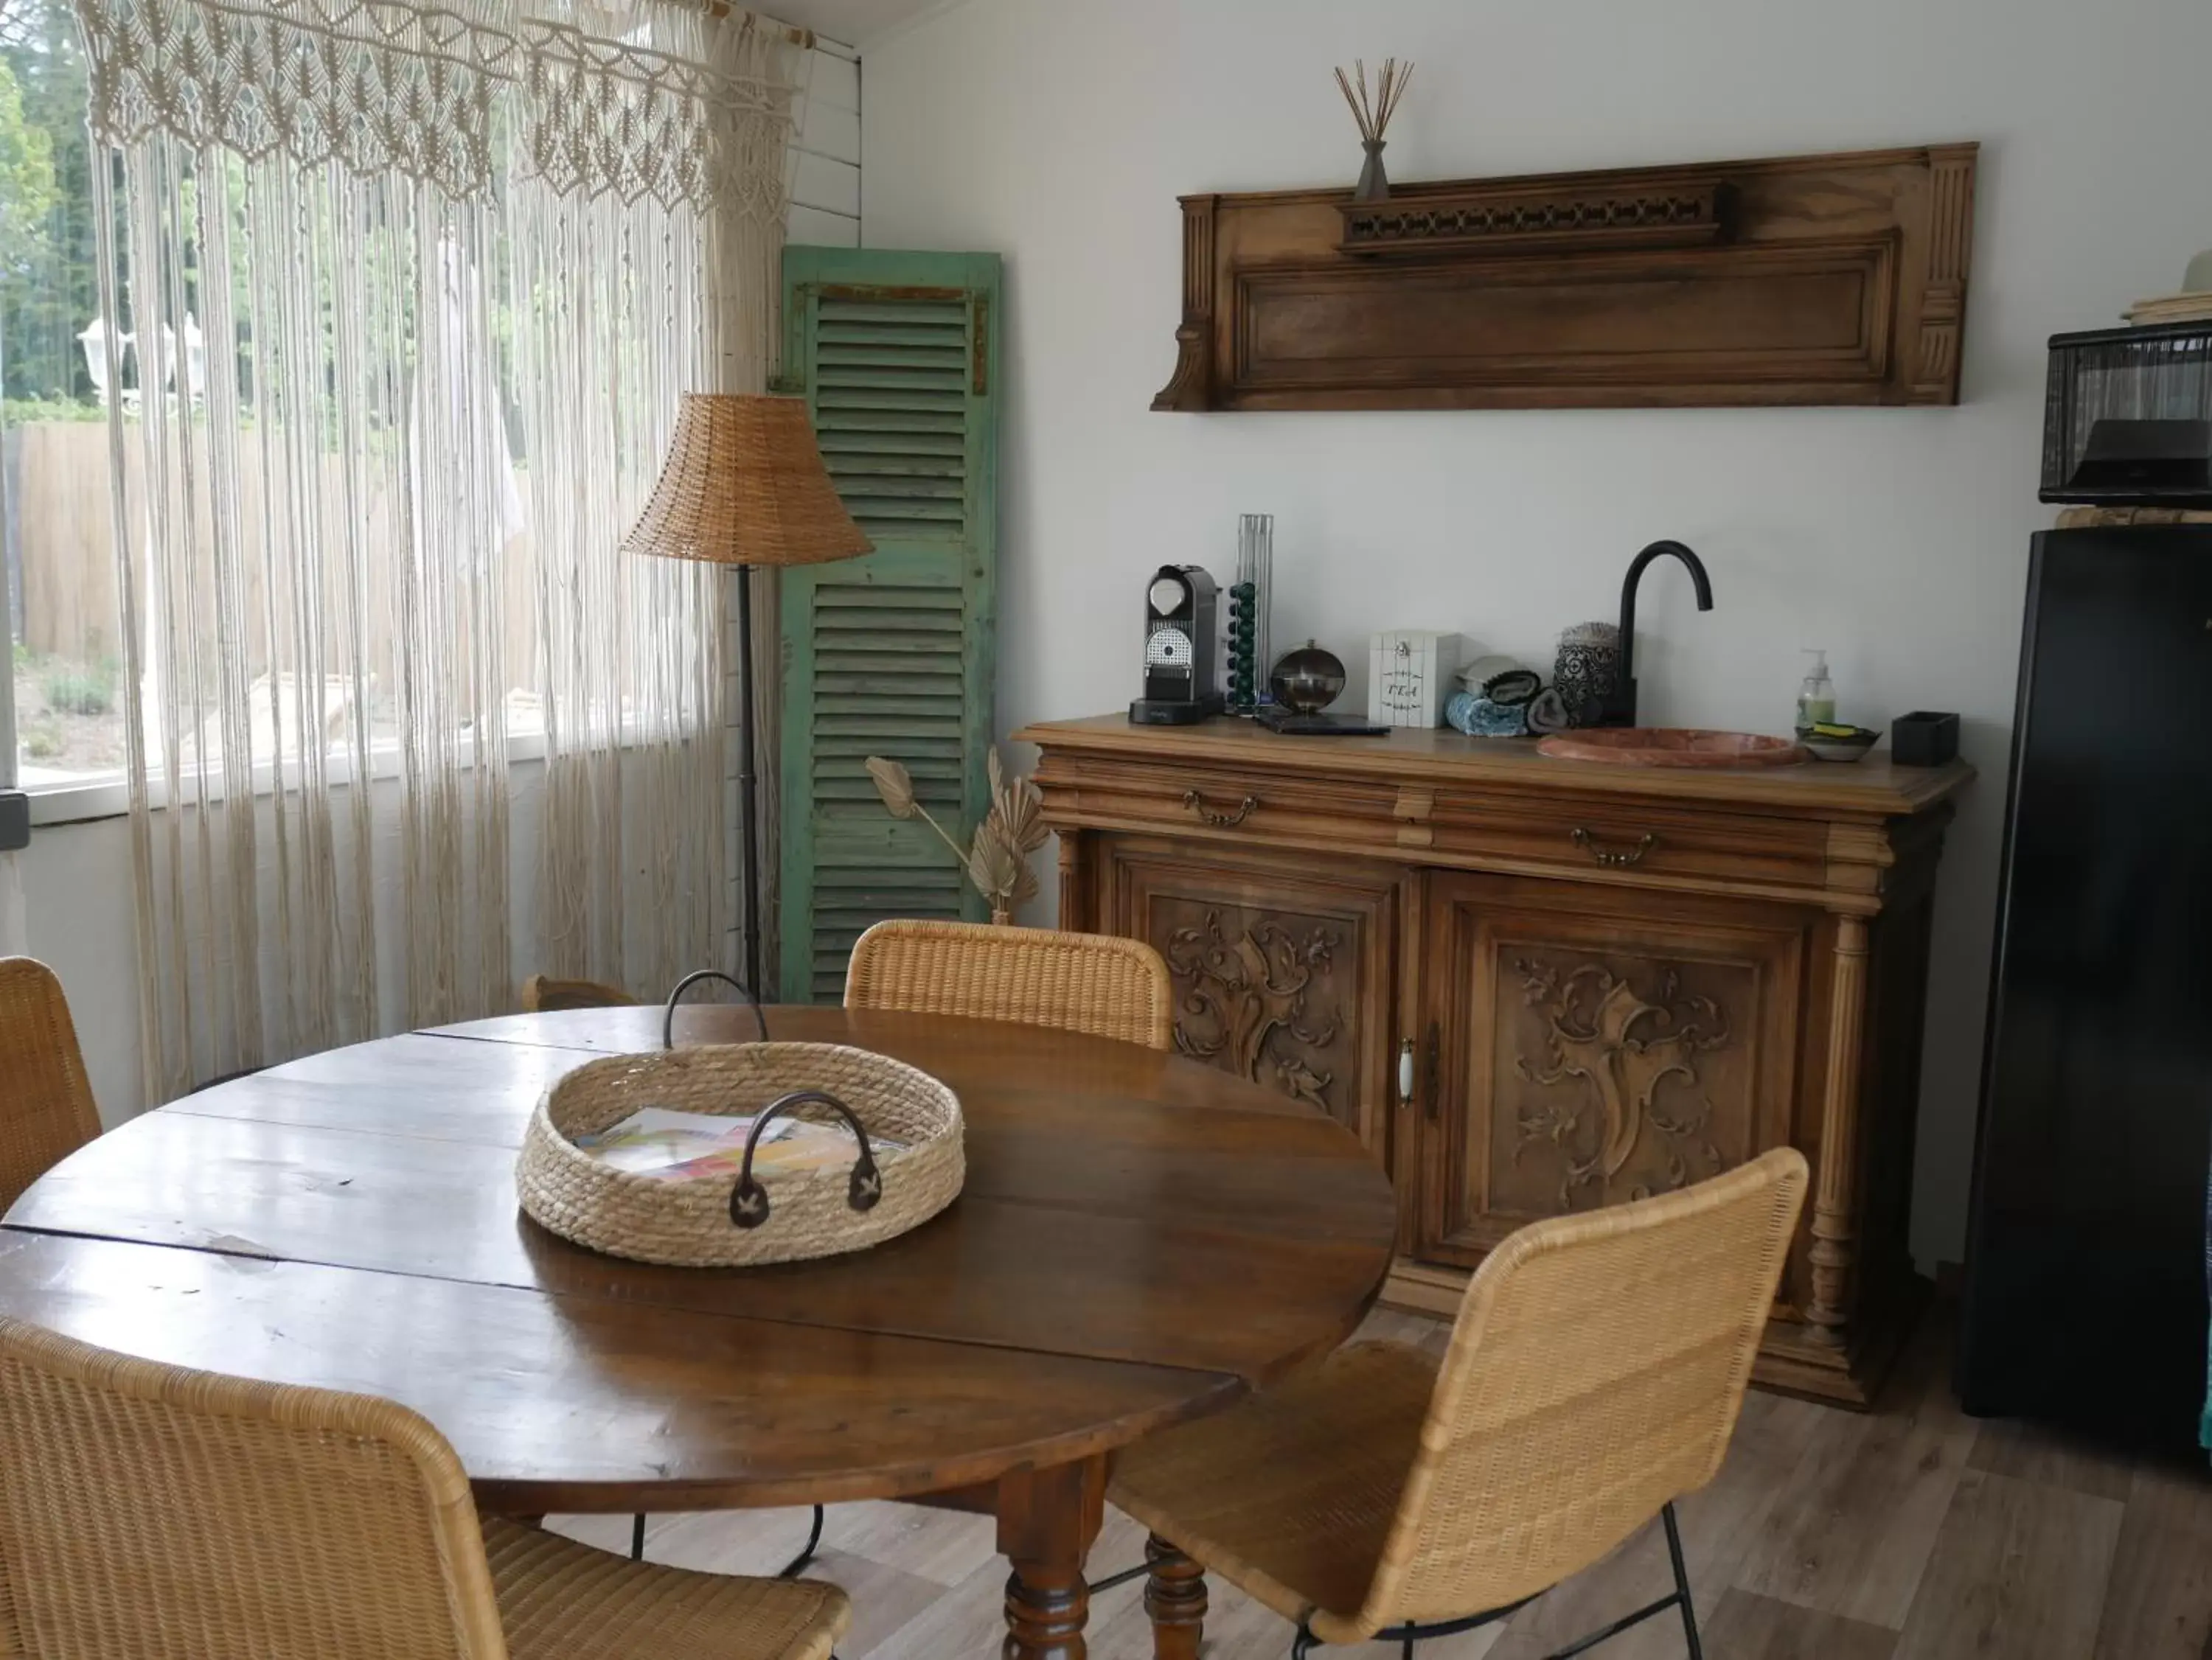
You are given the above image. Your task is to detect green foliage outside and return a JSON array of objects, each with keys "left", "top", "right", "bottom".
[
  {"left": 40, "top": 658, "right": 113, "bottom": 714},
  {"left": 0, "top": 57, "right": 58, "bottom": 280},
  {"left": 3, "top": 394, "right": 102, "bottom": 422},
  {"left": 1, "top": 0, "right": 98, "bottom": 410}
]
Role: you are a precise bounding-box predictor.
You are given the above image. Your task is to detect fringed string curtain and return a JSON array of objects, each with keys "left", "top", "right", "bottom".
[{"left": 74, "top": 0, "right": 796, "bottom": 1101}]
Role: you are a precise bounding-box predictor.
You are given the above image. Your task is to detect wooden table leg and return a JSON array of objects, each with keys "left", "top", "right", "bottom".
[
  {"left": 1144, "top": 1532, "right": 1206, "bottom": 1660},
  {"left": 997, "top": 1454, "right": 1107, "bottom": 1660}
]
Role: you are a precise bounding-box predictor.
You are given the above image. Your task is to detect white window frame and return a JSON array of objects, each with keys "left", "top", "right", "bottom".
[
  {"left": 22, "top": 727, "right": 570, "bottom": 829},
  {"left": 0, "top": 427, "right": 17, "bottom": 801},
  {"left": 1, "top": 378, "right": 23, "bottom": 824}
]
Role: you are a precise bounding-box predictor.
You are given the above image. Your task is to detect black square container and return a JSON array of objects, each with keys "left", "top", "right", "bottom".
[{"left": 1891, "top": 711, "right": 1960, "bottom": 767}]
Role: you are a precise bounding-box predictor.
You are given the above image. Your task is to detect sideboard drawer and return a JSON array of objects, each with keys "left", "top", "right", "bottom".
[
  {"left": 1429, "top": 792, "right": 1832, "bottom": 891},
  {"left": 1050, "top": 758, "right": 1419, "bottom": 858},
  {"left": 1044, "top": 757, "right": 1840, "bottom": 893}
]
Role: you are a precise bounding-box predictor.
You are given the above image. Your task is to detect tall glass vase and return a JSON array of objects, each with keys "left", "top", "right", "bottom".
[{"left": 1230, "top": 514, "right": 1273, "bottom": 714}]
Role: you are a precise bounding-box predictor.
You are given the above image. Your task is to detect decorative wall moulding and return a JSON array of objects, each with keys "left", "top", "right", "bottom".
[
  {"left": 1337, "top": 171, "right": 1735, "bottom": 259},
  {"left": 1153, "top": 142, "right": 1978, "bottom": 413}
]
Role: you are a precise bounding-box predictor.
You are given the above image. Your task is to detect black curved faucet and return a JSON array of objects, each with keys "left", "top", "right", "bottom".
[{"left": 1601, "top": 540, "right": 1714, "bottom": 728}]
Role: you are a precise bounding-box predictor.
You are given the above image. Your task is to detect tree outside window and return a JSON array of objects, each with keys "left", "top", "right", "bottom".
[{"left": 3, "top": 0, "right": 119, "bottom": 790}]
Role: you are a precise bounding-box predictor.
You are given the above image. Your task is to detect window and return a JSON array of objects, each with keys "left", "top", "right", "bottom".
[
  {"left": 2, "top": 0, "right": 120, "bottom": 803},
  {"left": 4, "top": 0, "right": 797, "bottom": 828},
  {"left": 50, "top": 0, "right": 796, "bottom": 1068}
]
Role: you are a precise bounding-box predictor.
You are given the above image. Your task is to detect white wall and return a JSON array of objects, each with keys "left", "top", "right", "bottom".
[
  {"left": 790, "top": 41, "right": 863, "bottom": 249},
  {"left": 17, "top": 815, "right": 139, "bottom": 1119},
  {"left": 858, "top": 0, "right": 2212, "bottom": 1267}
]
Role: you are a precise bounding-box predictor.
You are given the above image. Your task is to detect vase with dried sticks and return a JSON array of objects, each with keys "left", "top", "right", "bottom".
[
  {"left": 1335, "top": 57, "right": 1414, "bottom": 203},
  {"left": 866, "top": 750, "right": 1048, "bottom": 926}
]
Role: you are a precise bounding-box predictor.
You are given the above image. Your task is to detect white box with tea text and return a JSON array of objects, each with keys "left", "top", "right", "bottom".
[{"left": 1368, "top": 631, "right": 1464, "bottom": 728}]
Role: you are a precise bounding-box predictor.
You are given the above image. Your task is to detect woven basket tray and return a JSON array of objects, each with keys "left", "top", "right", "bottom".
[{"left": 516, "top": 1042, "right": 965, "bottom": 1268}]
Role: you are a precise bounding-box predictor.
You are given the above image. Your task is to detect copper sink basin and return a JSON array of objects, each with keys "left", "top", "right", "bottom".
[{"left": 1537, "top": 728, "right": 1812, "bottom": 769}]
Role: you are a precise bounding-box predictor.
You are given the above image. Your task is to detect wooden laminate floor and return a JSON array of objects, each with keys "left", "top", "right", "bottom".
[{"left": 549, "top": 1308, "right": 2212, "bottom": 1660}]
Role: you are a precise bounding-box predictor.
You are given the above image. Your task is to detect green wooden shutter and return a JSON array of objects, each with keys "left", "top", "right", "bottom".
[{"left": 777, "top": 247, "right": 1001, "bottom": 1002}]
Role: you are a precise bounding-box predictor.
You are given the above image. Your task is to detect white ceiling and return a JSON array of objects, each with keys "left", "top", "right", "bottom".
[{"left": 768, "top": 0, "right": 959, "bottom": 49}]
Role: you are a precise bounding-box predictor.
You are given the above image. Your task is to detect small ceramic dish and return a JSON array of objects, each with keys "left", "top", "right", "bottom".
[{"left": 1797, "top": 725, "right": 1879, "bottom": 762}]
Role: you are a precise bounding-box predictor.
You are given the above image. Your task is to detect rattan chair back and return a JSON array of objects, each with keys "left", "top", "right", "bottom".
[
  {"left": 1352, "top": 1147, "right": 1809, "bottom": 1630},
  {"left": 521, "top": 974, "right": 639, "bottom": 1014},
  {"left": 844, "top": 919, "right": 1174, "bottom": 1050},
  {"left": 0, "top": 958, "right": 102, "bottom": 1213},
  {"left": 0, "top": 1318, "right": 512, "bottom": 1660}
]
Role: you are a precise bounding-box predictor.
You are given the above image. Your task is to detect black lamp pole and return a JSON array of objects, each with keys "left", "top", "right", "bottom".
[
  {"left": 626, "top": 393, "right": 866, "bottom": 1006},
  {"left": 734, "top": 564, "right": 765, "bottom": 1001}
]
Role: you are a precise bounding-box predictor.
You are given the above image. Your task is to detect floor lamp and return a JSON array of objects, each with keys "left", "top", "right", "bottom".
[{"left": 623, "top": 394, "right": 872, "bottom": 1003}]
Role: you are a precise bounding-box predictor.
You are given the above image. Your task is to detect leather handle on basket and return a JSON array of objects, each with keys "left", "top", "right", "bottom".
[
  {"left": 728, "top": 1090, "right": 883, "bottom": 1230},
  {"left": 663, "top": 969, "right": 771, "bottom": 1049}
]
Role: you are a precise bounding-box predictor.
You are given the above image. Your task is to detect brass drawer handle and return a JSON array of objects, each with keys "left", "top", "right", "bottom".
[
  {"left": 1570, "top": 827, "right": 1658, "bottom": 868},
  {"left": 1183, "top": 789, "right": 1260, "bottom": 829}
]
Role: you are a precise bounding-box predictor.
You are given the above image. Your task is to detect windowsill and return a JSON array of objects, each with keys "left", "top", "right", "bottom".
[
  {"left": 22, "top": 724, "right": 581, "bottom": 829},
  {"left": 24, "top": 781, "right": 129, "bottom": 828}
]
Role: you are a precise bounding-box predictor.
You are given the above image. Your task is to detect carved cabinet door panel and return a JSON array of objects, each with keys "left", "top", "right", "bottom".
[
  {"left": 1416, "top": 871, "right": 1814, "bottom": 1272},
  {"left": 1100, "top": 834, "right": 1400, "bottom": 1154}
]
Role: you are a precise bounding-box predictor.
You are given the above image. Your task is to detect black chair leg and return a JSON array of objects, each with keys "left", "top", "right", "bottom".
[
  {"left": 1662, "top": 1502, "right": 1703, "bottom": 1660},
  {"left": 1287, "top": 1508, "right": 1698, "bottom": 1660},
  {"left": 632, "top": 1503, "right": 823, "bottom": 1574},
  {"left": 780, "top": 1504, "right": 827, "bottom": 1578}
]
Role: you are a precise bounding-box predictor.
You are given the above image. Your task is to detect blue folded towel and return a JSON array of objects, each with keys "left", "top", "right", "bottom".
[{"left": 1446, "top": 691, "right": 1528, "bottom": 737}]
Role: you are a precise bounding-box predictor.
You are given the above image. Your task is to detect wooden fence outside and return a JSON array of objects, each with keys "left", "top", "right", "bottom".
[{"left": 6, "top": 419, "right": 538, "bottom": 683}]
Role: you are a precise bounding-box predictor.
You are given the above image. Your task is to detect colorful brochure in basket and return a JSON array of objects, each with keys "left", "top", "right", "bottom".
[{"left": 577, "top": 1106, "right": 906, "bottom": 1183}]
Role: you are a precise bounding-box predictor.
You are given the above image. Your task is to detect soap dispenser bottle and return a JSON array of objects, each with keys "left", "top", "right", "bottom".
[{"left": 1797, "top": 649, "right": 1837, "bottom": 731}]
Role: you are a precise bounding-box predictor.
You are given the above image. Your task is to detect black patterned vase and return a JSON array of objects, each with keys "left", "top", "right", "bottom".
[{"left": 1552, "top": 621, "right": 1621, "bottom": 728}]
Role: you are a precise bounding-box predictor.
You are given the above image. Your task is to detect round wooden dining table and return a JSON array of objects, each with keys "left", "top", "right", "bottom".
[{"left": 0, "top": 1002, "right": 1397, "bottom": 1659}]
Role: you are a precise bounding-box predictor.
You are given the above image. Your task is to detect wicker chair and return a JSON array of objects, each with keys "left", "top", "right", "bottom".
[
  {"left": 844, "top": 918, "right": 1174, "bottom": 1050},
  {"left": 0, "top": 957, "right": 102, "bottom": 1216},
  {"left": 1110, "top": 1147, "right": 1810, "bottom": 1660},
  {"left": 520, "top": 974, "right": 639, "bottom": 1014},
  {"left": 0, "top": 1317, "right": 850, "bottom": 1660}
]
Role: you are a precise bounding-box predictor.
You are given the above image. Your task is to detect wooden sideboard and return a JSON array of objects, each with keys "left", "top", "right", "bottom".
[{"left": 1015, "top": 714, "right": 1975, "bottom": 1406}]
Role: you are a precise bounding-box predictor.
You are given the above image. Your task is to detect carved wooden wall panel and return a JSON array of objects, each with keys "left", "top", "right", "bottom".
[
  {"left": 1154, "top": 142, "right": 1978, "bottom": 412},
  {"left": 1100, "top": 835, "right": 1398, "bottom": 1150},
  {"left": 1162, "top": 908, "right": 1351, "bottom": 1119},
  {"left": 1495, "top": 951, "right": 1755, "bottom": 1217},
  {"left": 1419, "top": 873, "right": 1809, "bottom": 1269}
]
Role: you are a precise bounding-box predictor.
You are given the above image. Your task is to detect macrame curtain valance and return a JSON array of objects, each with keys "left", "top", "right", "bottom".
[{"left": 74, "top": 0, "right": 793, "bottom": 215}]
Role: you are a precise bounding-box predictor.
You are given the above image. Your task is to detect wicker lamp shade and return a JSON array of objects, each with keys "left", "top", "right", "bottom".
[{"left": 622, "top": 394, "right": 872, "bottom": 568}]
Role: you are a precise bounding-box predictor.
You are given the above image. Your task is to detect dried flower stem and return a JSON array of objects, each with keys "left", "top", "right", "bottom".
[
  {"left": 865, "top": 749, "right": 1050, "bottom": 923},
  {"left": 1335, "top": 57, "right": 1413, "bottom": 144}
]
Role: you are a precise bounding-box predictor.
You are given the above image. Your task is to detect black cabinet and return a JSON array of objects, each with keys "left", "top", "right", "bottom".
[{"left": 1958, "top": 528, "right": 2212, "bottom": 1448}]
